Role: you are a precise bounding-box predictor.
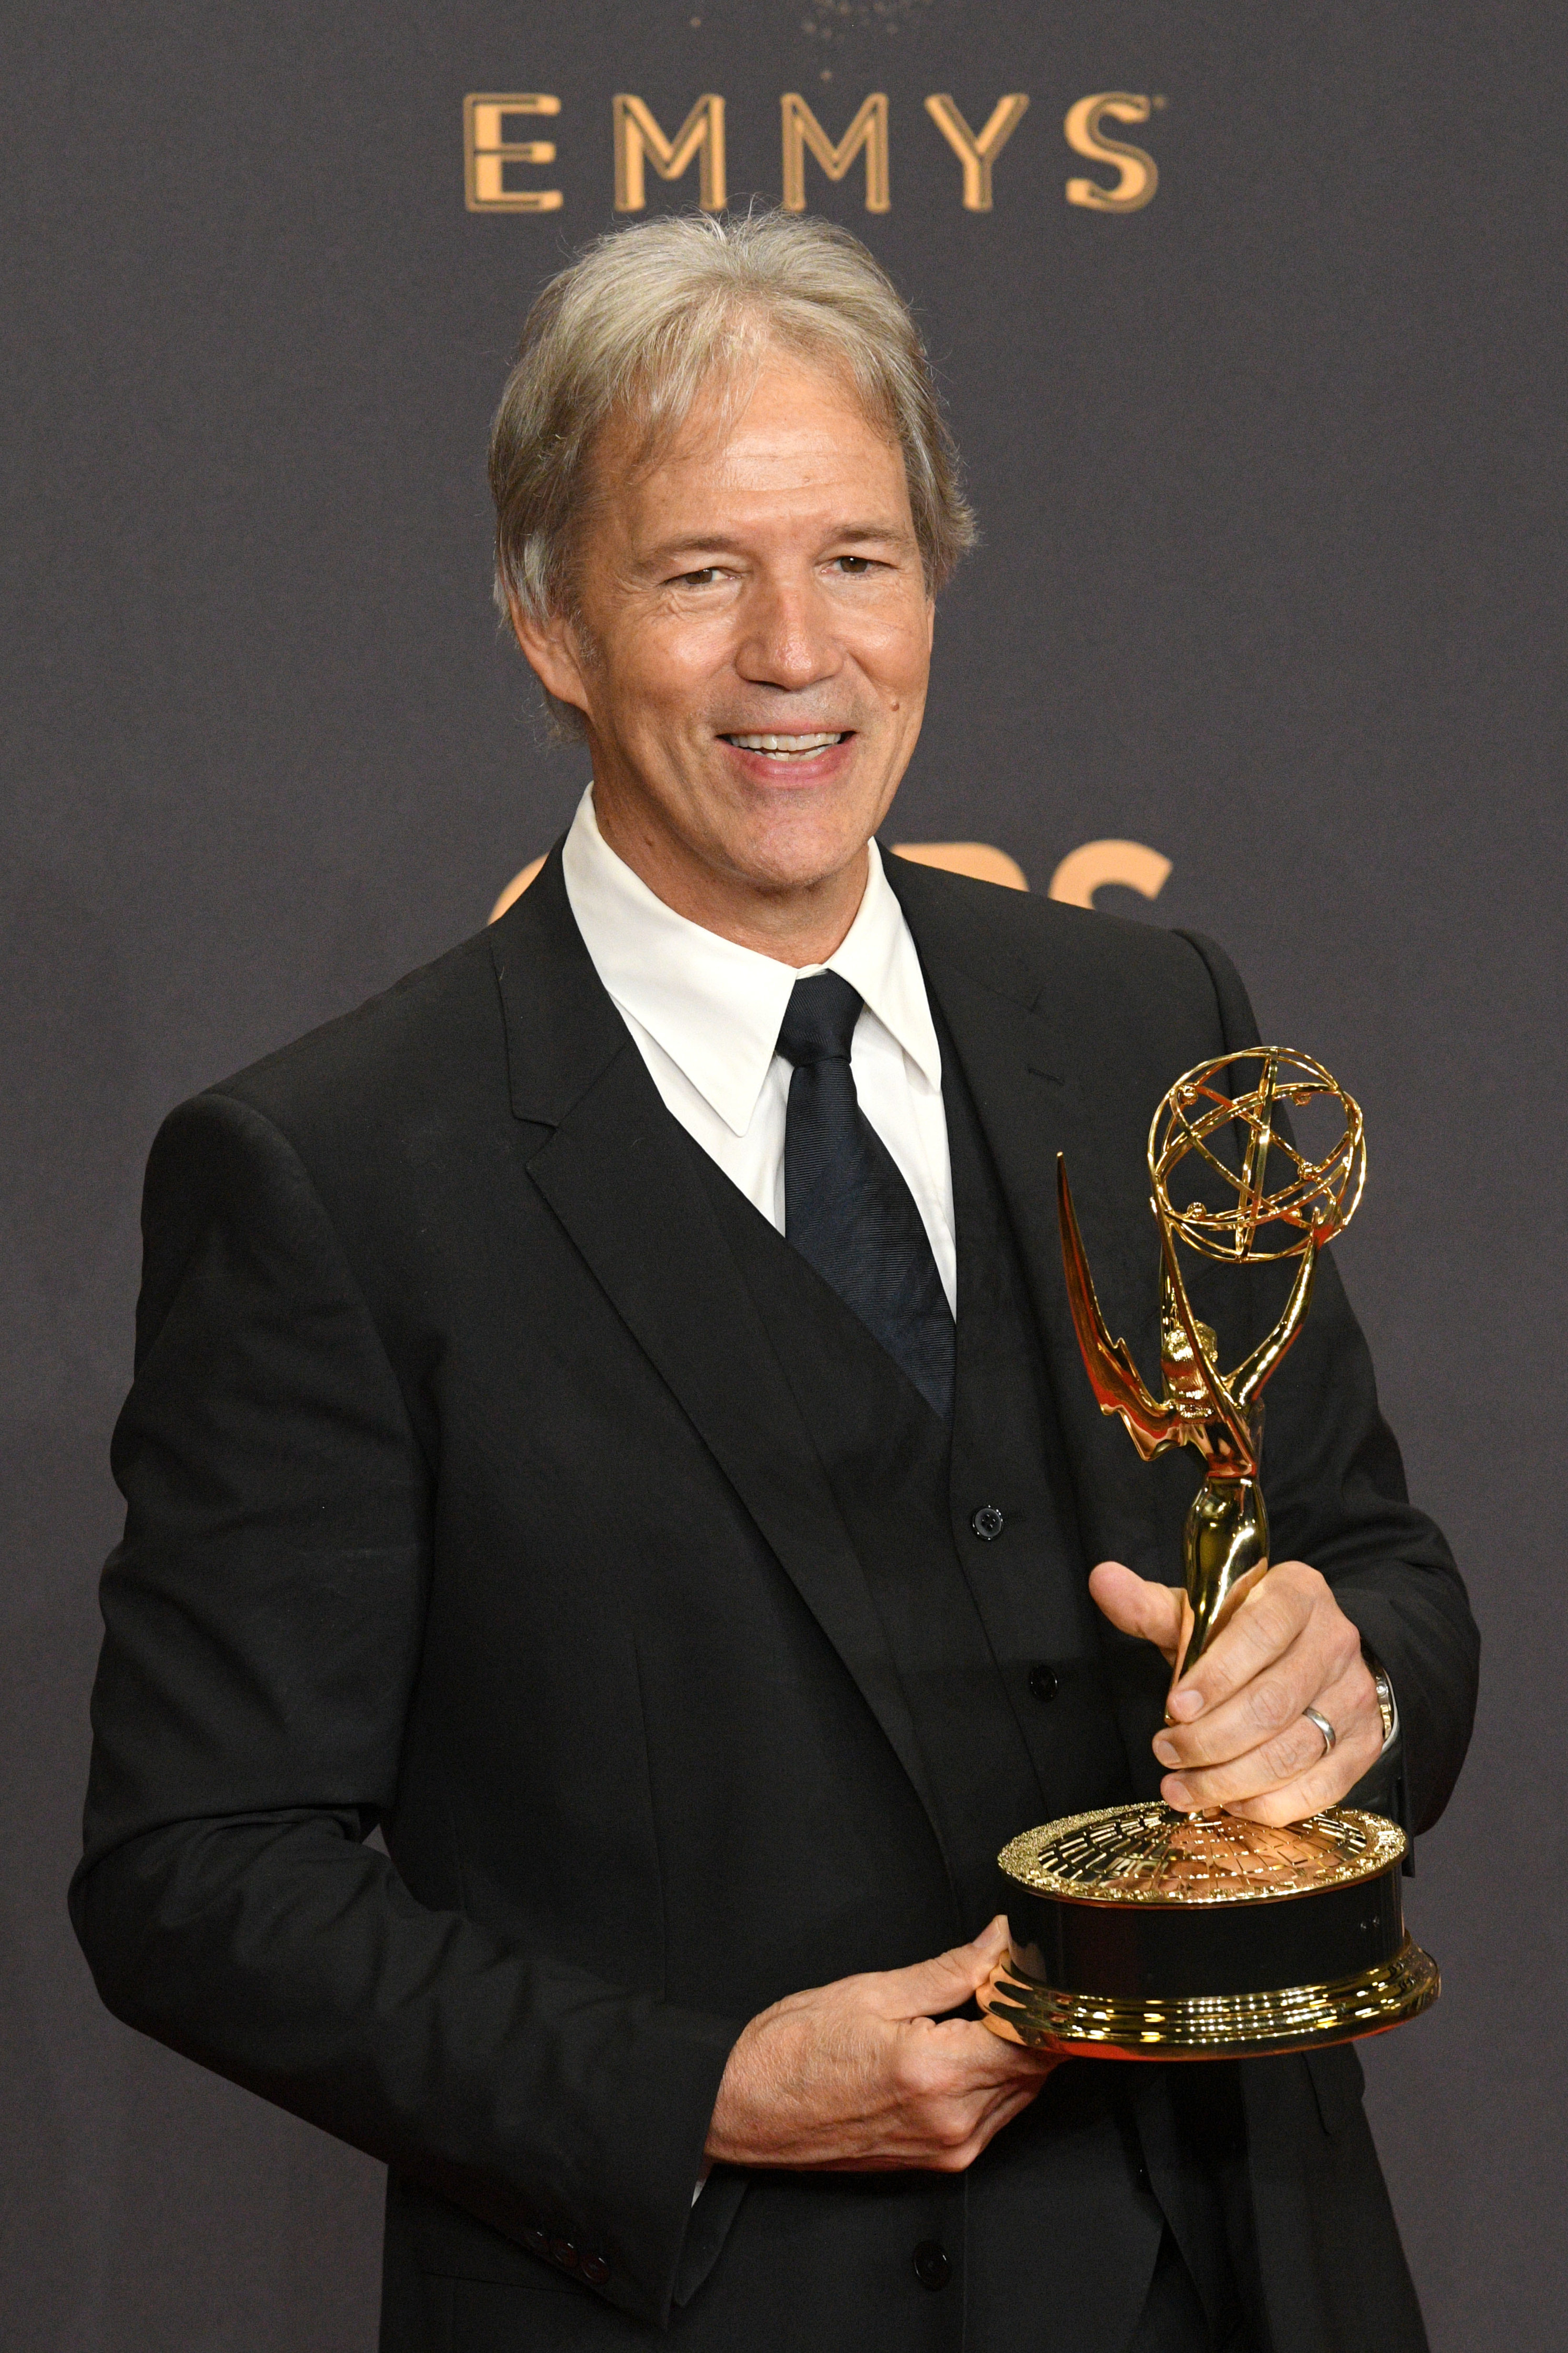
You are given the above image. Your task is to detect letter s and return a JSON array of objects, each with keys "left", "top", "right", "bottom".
[
  {"left": 1047, "top": 840, "right": 1171, "bottom": 910},
  {"left": 1064, "top": 92, "right": 1158, "bottom": 213}
]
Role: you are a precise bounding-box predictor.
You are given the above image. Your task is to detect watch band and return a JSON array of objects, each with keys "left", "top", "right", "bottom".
[{"left": 1363, "top": 1644, "right": 1398, "bottom": 1752}]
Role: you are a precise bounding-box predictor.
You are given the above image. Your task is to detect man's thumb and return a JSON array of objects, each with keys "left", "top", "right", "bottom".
[
  {"left": 891, "top": 1917, "right": 1011, "bottom": 2019},
  {"left": 1089, "top": 1559, "right": 1184, "bottom": 1660}
]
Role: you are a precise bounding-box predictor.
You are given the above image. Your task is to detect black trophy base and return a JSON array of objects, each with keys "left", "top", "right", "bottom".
[{"left": 977, "top": 1800, "right": 1440, "bottom": 2060}]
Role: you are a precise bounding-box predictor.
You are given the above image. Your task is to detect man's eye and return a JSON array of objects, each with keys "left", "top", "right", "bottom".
[
  {"left": 833, "top": 555, "right": 875, "bottom": 575},
  {"left": 672, "top": 567, "right": 720, "bottom": 588}
]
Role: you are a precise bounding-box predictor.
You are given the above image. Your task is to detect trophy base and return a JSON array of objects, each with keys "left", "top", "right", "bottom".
[
  {"left": 981, "top": 1932, "right": 1439, "bottom": 2059},
  {"left": 977, "top": 1799, "right": 1439, "bottom": 2060}
]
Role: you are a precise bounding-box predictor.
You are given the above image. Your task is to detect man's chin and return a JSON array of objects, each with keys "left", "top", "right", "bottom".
[
  {"left": 704, "top": 756, "right": 898, "bottom": 881},
  {"left": 709, "top": 814, "right": 880, "bottom": 902},
  {"left": 596, "top": 745, "right": 896, "bottom": 913}
]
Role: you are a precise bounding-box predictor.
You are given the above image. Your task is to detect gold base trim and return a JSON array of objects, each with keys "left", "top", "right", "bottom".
[{"left": 979, "top": 1933, "right": 1440, "bottom": 2058}]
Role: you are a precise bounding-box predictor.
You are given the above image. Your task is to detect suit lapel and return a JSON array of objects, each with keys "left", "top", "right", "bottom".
[{"left": 489, "top": 852, "right": 944, "bottom": 1840}]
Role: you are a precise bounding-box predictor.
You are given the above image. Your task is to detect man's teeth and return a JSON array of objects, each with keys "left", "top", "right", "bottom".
[{"left": 727, "top": 732, "right": 845, "bottom": 754}]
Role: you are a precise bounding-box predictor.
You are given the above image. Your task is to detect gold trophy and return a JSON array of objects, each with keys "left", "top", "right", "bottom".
[{"left": 981, "top": 1049, "right": 1439, "bottom": 2058}]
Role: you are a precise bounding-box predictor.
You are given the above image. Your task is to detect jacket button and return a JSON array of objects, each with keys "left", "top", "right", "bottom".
[
  {"left": 913, "top": 2239, "right": 952, "bottom": 2290},
  {"left": 971, "top": 1503, "right": 1005, "bottom": 1542},
  {"left": 549, "top": 2239, "right": 579, "bottom": 2269},
  {"left": 580, "top": 2254, "right": 610, "bottom": 2286},
  {"left": 1028, "top": 1661, "right": 1059, "bottom": 1703},
  {"left": 522, "top": 2227, "right": 549, "bottom": 2258}
]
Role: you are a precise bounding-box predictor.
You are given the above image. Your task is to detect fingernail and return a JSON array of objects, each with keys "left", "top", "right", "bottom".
[
  {"left": 1168, "top": 1688, "right": 1204, "bottom": 1720},
  {"left": 1163, "top": 1777, "right": 1192, "bottom": 1810},
  {"left": 1152, "top": 1736, "right": 1179, "bottom": 1766}
]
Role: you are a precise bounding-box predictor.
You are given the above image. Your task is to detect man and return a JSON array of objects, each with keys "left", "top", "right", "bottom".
[{"left": 73, "top": 212, "right": 1477, "bottom": 2352}]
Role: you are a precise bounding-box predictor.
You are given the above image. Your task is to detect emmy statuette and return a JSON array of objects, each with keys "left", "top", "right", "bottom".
[{"left": 979, "top": 1050, "right": 1439, "bottom": 2060}]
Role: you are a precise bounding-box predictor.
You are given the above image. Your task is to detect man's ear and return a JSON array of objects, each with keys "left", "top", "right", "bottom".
[{"left": 507, "top": 592, "right": 593, "bottom": 725}]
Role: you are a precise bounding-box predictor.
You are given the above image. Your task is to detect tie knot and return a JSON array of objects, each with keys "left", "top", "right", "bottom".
[{"left": 776, "top": 971, "right": 863, "bottom": 1069}]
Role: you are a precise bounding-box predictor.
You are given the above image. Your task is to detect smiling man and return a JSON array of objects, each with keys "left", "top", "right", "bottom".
[{"left": 73, "top": 214, "right": 1477, "bottom": 2353}]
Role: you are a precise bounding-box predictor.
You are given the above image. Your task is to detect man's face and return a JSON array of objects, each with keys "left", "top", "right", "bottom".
[{"left": 520, "top": 348, "right": 934, "bottom": 912}]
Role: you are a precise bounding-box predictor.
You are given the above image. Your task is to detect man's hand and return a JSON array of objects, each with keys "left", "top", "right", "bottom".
[
  {"left": 1090, "top": 1558, "right": 1384, "bottom": 1827},
  {"left": 704, "top": 1916, "right": 1057, "bottom": 2172}
]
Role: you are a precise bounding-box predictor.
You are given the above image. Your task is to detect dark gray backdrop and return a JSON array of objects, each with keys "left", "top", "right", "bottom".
[{"left": 4, "top": 4, "right": 1563, "bottom": 2348}]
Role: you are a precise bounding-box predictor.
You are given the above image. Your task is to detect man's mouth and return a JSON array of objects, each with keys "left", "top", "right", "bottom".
[{"left": 721, "top": 731, "right": 848, "bottom": 762}]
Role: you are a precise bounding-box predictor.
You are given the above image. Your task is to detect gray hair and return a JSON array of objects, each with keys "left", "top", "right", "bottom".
[{"left": 488, "top": 209, "right": 975, "bottom": 719}]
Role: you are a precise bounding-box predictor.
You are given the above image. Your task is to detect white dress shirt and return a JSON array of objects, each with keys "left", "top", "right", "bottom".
[{"left": 561, "top": 787, "right": 956, "bottom": 1312}]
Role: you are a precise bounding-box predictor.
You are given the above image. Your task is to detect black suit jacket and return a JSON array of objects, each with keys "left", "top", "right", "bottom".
[{"left": 72, "top": 851, "right": 1478, "bottom": 2351}]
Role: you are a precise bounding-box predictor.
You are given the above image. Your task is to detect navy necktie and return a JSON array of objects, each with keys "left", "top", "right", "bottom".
[{"left": 776, "top": 971, "right": 955, "bottom": 1420}]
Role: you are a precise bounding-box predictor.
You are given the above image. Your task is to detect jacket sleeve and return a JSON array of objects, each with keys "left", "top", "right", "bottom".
[
  {"left": 68, "top": 1089, "right": 740, "bottom": 2330},
  {"left": 1175, "top": 931, "right": 1481, "bottom": 1839}
]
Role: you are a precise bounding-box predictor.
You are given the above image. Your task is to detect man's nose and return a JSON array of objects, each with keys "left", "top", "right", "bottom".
[{"left": 733, "top": 577, "right": 843, "bottom": 693}]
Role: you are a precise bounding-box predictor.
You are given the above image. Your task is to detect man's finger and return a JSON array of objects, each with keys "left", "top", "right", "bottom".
[
  {"left": 1157, "top": 1627, "right": 1377, "bottom": 1775},
  {"left": 816, "top": 2074, "right": 1047, "bottom": 2172},
  {"left": 912, "top": 2016, "right": 1058, "bottom": 2087},
  {"left": 1222, "top": 1725, "right": 1385, "bottom": 1827},
  {"left": 1088, "top": 1561, "right": 1185, "bottom": 1662},
  {"left": 1160, "top": 1713, "right": 1341, "bottom": 1814},
  {"left": 1154, "top": 1622, "right": 1323, "bottom": 1772},
  {"left": 1165, "top": 1563, "right": 1322, "bottom": 1722},
  {"left": 1231, "top": 1655, "right": 1385, "bottom": 1820},
  {"left": 1162, "top": 1660, "right": 1382, "bottom": 1815},
  {"left": 882, "top": 1916, "right": 1011, "bottom": 2021},
  {"left": 947, "top": 2082, "right": 1053, "bottom": 2168}
]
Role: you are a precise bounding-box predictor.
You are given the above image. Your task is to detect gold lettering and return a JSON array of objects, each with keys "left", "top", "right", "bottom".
[
  {"left": 892, "top": 843, "right": 1028, "bottom": 891},
  {"left": 780, "top": 92, "right": 891, "bottom": 213},
  {"left": 489, "top": 856, "right": 546, "bottom": 922},
  {"left": 464, "top": 94, "right": 562, "bottom": 213},
  {"left": 1047, "top": 840, "right": 1171, "bottom": 909},
  {"left": 1064, "top": 92, "right": 1159, "bottom": 213},
  {"left": 613, "top": 93, "right": 727, "bottom": 212},
  {"left": 923, "top": 94, "right": 1030, "bottom": 212}
]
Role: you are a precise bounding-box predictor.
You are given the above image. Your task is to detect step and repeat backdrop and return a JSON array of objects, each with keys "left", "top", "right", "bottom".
[{"left": 4, "top": 5, "right": 1563, "bottom": 2349}]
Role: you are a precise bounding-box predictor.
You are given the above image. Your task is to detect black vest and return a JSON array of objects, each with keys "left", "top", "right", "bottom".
[{"left": 692, "top": 1025, "right": 1133, "bottom": 1931}]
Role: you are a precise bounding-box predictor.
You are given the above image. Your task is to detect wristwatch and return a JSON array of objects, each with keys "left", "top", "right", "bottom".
[{"left": 1363, "top": 1644, "right": 1398, "bottom": 1752}]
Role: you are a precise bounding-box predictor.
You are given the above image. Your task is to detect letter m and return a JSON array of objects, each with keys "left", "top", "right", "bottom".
[
  {"left": 613, "top": 94, "right": 727, "bottom": 212},
  {"left": 780, "top": 93, "right": 891, "bottom": 213}
]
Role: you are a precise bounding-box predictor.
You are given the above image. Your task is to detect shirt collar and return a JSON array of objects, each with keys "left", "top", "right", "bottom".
[{"left": 560, "top": 786, "right": 941, "bottom": 1138}]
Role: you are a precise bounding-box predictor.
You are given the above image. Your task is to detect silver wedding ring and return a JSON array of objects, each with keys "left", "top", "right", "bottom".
[{"left": 1302, "top": 1705, "right": 1338, "bottom": 1757}]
